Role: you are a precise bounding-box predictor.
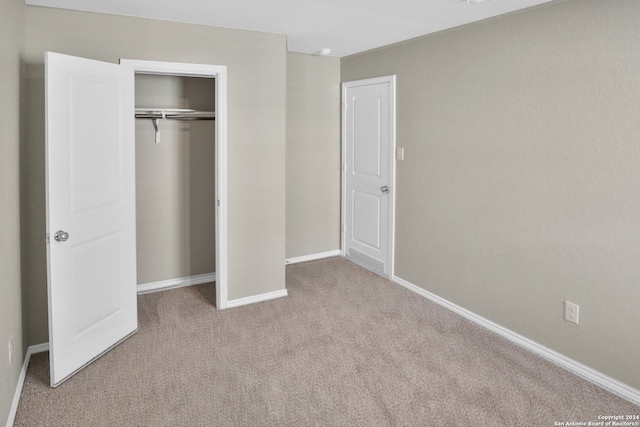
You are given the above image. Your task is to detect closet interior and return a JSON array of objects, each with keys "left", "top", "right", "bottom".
[{"left": 134, "top": 73, "right": 216, "bottom": 294}]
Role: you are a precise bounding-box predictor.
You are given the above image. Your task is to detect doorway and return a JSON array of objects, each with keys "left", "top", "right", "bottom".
[
  {"left": 133, "top": 74, "right": 216, "bottom": 299},
  {"left": 341, "top": 76, "right": 396, "bottom": 278},
  {"left": 120, "top": 59, "right": 228, "bottom": 309}
]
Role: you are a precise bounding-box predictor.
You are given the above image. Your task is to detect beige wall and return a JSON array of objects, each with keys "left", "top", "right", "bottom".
[
  {"left": 135, "top": 74, "right": 216, "bottom": 285},
  {"left": 0, "top": 0, "right": 25, "bottom": 423},
  {"left": 286, "top": 53, "right": 341, "bottom": 258},
  {"left": 342, "top": 0, "right": 640, "bottom": 390},
  {"left": 22, "top": 5, "right": 287, "bottom": 343}
]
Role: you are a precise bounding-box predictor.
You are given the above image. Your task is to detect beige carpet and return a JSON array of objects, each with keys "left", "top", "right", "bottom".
[{"left": 14, "top": 258, "right": 639, "bottom": 426}]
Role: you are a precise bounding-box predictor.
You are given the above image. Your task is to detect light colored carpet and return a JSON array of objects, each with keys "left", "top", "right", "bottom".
[{"left": 14, "top": 258, "right": 639, "bottom": 426}]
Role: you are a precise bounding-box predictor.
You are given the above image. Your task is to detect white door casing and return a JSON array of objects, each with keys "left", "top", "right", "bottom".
[
  {"left": 342, "top": 76, "right": 396, "bottom": 278},
  {"left": 46, "top": 52, "right": 137, "bottom": 387},
  {"left": 119, "top": 59, "right": 228, "bottom": 310}
]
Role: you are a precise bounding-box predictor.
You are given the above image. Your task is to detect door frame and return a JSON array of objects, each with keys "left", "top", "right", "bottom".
[
  {"left": 120, "top": 59, "right": 229, "bottom": 309},
  {"left": 341, "top": 75, "right": 397, "bottom": 279}
]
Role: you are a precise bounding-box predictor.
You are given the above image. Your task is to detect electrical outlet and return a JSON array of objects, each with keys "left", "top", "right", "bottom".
[
  {"left": 8, "top": 337, "right": 13, "bottom": 365},
  {"left": 396, "top": 147, "right": 405, "bottom": 161},
  {"left": 565, "top": 301, "right": 579, "bottom": 325}
]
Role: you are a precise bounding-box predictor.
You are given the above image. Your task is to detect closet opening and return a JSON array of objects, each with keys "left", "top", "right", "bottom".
[{"left": 121, "top": 59, "right": 228, "bottom": 309}]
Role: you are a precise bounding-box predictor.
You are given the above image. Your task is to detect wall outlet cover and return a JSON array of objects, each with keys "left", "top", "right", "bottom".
[{"left": 564, "top": 301, "right": 579, "bottom": 325}]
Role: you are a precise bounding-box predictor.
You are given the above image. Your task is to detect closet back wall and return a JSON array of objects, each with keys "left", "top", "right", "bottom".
[
  {"left": 21, "top": 5, "right": 287, "bottom": 345},
  {"left": 135, "top": 75, "right": 216, "bottom": 285}
]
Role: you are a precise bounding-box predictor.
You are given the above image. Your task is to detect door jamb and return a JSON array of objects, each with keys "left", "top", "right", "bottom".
[
  {"left": 120, "top": 59, "right": 229, "bottom": 309},
  {"left": 341, "top": 75, "right": 397, "bottom": 279}
]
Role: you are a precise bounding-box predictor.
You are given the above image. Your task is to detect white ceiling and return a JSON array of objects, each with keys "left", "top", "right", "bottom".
[{"left": 25, "top": 0, "right": 554, "bottom": 58}]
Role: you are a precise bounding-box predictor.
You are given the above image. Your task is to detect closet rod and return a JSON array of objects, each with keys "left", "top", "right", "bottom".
[
  {"left": 135, "top": 108, "right": 215, "bottom": 144},
  {"left": 135, "top": 108, "right": 215, "bottom": 120}
]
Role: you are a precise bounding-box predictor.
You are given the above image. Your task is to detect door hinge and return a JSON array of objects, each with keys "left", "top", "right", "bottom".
[{"left": 46, "top": 233, "right": 50, "bottom": 244}]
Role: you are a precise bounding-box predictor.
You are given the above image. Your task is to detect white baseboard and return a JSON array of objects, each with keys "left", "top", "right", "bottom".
[
  {"left": 226, "top": 289, "right": 288, "bottom": 308},
  {"left": 137, "top": 272, "right": 216, "bottom": 295},
  {"left": 7, "top": 343, "right": 49, "bottom": 427},
  {"left": 285, "top": 249, "right": 342, "bottom": 265},
  {"left": 392, "top": 275, "right": 640, "bottom": 406}
]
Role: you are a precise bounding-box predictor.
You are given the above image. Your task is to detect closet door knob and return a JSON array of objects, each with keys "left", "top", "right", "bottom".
[
  {"left": 54, "top": 230, "right": 70, "bottom": 243},
  {"left": 381, "top": 186, "right": 389, "bottom": 194}
]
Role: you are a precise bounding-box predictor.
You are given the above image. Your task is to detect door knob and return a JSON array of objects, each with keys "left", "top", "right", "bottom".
[
  {"left": 381, "top": 185, "right": 389, "bottom": 194},
  {"left": 54, "top": 230, "right": 69, "bottom": 242}
]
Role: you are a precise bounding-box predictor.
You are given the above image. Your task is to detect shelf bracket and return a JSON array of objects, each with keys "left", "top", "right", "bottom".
[{"left": 152, "top": 118, "right": 161, "bottom": 144}]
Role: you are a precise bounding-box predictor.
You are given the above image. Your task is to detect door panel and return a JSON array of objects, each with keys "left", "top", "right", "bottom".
[
  {"left": 353, "top": 96, "right": 382, "bottom": 177},
  {"left": 46, "top": 52, "right": 137, "bottom": 387},
  {"left": 70, "top": 75, "right": 122, "bottom": 211},
  {"left": 343, "top": 77, "right": 394, "bottom": 277},
  {"left": 352, "top": 190, "right": 381, "bottom": 249},
  {"left": 71, "top": 233, "right": 122, "bottom": 335}
]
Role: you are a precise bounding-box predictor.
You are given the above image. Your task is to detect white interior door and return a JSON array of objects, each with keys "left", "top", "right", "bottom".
[
  {"left": 46, "top": 52, "right": 137, "bottom": 387},
  {"left": 343, "top": 76, "right": 395, "bottom": 277}
]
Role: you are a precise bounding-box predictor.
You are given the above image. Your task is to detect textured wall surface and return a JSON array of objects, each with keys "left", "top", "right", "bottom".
[
  {"left": 286, "top": 53, "right": 341, "bottom": 259},
  {"left": 342, "top": 0, "right": 640, "bottom": 389},
  {"left": 0, "top": 0, "right": 25, "bottom": 424}
]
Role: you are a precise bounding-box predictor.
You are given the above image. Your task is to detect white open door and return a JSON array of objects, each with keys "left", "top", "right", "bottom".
[
  {"left": 46, "top": 52, "right": 137, "bottom": 387},
  {"left": 342, "top": 76, "right": 396, "bottom": 278}
]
